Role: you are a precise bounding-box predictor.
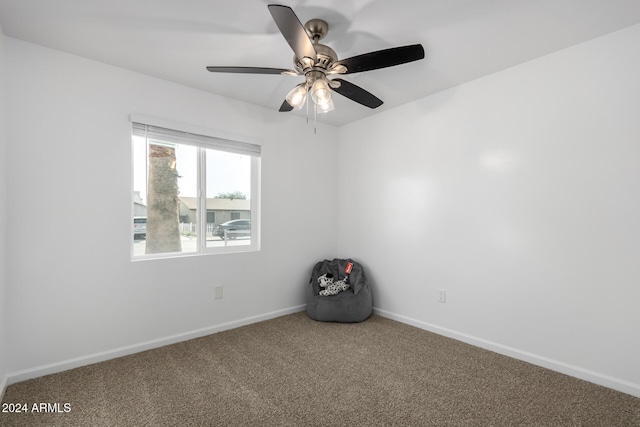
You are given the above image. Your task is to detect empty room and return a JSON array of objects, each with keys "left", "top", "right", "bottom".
[{"left": 1, "top": 1, "right": 639, "bottom": 425}]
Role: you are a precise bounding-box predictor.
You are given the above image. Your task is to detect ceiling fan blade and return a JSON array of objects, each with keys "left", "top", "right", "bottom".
[
  {"left": 331, "top": 79, "right": 383, "bottom": 109},
  {"left": 334, "top": 44, "right": 425, "bottom": 74},
  {"left": 268, "top": 4, "right": 317, "bottom": 63},
  {"left": 279, "top": 100, "right": 294, "bottom": 112},
  {"left": 206, "top": 66, "right": 297, "bottom": 75}
]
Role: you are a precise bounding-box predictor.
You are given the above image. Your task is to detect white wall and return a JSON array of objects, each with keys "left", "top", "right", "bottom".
[
  {"left": 337, "top": 24, "right": 640, "bottom": 397},
  {"left": 0, "top": 24, "right": 8, "bottom": 398},
  {"left": 4, "top": 38, "right": 338, "bottom": 379}
]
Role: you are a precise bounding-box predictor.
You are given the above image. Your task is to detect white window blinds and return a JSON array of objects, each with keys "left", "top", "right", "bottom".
[{"left": 131, "top": 122, "right": 261, "bottom": 157}]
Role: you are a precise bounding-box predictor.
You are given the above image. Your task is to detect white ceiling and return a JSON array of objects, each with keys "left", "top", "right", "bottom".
[{"left": 2, "top": 0, "right": 640, "bottom": 126}]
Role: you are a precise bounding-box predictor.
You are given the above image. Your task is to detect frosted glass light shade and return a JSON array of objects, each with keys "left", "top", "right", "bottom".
[
  {"left": 285, "top": 84, "right": 307, "bottom": 109},
  {"left": 311, "top": 79, "right": 332, "bottom": 105},
  {"left": 316, "top": 98, "right": 335, "bottom": 113}
]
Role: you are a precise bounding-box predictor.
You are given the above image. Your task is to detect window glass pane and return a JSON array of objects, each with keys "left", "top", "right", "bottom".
[
  {"left": 206, "top": 148, "right": 252, "bottom": 248},
  {"left": 133, "top": 135, "right": 148, "bottom": 248},
  {"left": 175, "top": 144, "right": 198, "bottom": 253},
  {"left": 132, "top": 138, "right": 198, "bottom": 255}
]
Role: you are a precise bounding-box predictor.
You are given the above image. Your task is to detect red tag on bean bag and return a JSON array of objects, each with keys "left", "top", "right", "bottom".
[{"left": 345, "top": 262, "right": 353, "bottom": 274}]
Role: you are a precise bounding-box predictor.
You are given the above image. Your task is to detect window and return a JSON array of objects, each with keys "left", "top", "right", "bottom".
[{"left": 131, "top": 118, "right": 260, "bottom": 258}]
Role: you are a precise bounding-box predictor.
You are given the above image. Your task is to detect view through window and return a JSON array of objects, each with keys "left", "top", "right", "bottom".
[{"left": 132, "top": 122, "right": 260, "bottom": 258}]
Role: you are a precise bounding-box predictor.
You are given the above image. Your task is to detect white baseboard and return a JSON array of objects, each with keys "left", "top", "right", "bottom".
[
  {"left": 373, "top": 307, "right": 640, "bottom": 399},
  {"left": 0, "top": 373, "right": 7, "bottom": 402},
  {"left": 7, "top": 305, "right": 306, "bottom": 386}
]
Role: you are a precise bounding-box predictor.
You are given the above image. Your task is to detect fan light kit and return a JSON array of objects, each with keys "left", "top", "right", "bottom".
[{"left": 207, "top": 4, "right": 425, "bottom": 131}]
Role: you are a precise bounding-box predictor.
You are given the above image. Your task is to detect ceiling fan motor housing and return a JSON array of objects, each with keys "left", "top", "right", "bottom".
[
  {"left": 294, "top": 18, "right": 338, "bottom": 76},
  {"left": 294, "top": 43, "right": 338, "bottom": 74}
]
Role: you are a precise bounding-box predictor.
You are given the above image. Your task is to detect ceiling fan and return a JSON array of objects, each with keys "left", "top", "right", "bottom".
[{"left": 206, "top": 4, "right": 425, "bottom": 115}]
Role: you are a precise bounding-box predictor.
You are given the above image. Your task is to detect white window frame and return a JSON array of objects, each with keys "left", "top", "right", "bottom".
[{"left": 130, "top": 114, "right": 261, "bottom": 260}]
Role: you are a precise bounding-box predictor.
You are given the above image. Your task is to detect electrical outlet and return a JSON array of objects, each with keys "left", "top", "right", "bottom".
[
  {"left": 214, "top": 286, "right": 223, "bottom": 300},
  {"left": 438, "top": 289, "right": 446, "bottom": 303}
]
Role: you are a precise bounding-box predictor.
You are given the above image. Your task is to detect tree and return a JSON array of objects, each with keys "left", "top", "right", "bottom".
[
  {"left": 215, "top": 191, "right": 246, "bottom": 200},
  {"left": 145, "top": 144, "right": 182, "bottom": 254}
]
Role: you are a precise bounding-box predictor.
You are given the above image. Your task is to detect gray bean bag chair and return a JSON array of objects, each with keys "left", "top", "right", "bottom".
[{"left": 306, "top": 258, "right": 372, "bottom": 323}]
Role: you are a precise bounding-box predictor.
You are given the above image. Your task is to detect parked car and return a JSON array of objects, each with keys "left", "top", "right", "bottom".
[
  {"left": 133, "top": 217, "right": 146, "bottom": 239},
  {"left": 212, "top": 219, "right": 251, "bottom": 240}
]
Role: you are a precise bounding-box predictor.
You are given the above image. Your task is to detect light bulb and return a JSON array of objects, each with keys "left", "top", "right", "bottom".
[{"left": 285, "top": 84, "right": 307, "bottom": 109}]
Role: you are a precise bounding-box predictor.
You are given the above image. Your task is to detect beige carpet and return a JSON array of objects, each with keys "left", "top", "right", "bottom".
[{"left": 2, "top": 312, "right": 639, "bottom": 426}]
